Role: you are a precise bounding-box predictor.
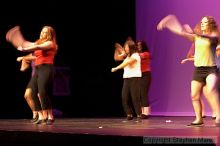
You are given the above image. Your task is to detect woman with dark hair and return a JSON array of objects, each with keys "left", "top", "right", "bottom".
[
  {"left": 136, "top": 40, "right": 152, "bottom": 119},
  {"left": 112, "top": 40, "right": 142, "bottom": 121},
  {"left": 157, "top": 15, "right": 220, "bottom": 126}
]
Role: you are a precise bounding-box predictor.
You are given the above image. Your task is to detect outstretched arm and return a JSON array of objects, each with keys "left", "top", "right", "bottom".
[
  {"left": 157, "top": 14, "right": 195, "bottom": 41},
  {"left": 17, "top": 53, "right": 36, "bottom": 62},
  {"left": 111, "top": 57, "right": 137, "bottom": 72},
  {"left": 114, "top": 43, "right": 127, "bottom": 61},
  {"left": 17, "top": 53, "right": 37, "bottom": 71},
  {"left": 17, "top": 41, "right": 53, "bottom": 52}
]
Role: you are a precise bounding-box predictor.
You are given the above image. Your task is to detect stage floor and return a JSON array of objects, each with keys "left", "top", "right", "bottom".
[{"left": 0, "top": 116, "right": 219, "bottom": 145}]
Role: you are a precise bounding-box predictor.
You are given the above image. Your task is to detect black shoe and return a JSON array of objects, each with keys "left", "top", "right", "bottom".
[
  {"left": 33, "top": 119, "right": 46, "bottom": 124},
  {"left": 126, "top": 115, "right": 133, "bottom": 120},
  {"left": 211, "top": 116, "right": 216, "bottom": 120},
  {"left": 46, "top": 119, "right": 55, "bottom": 125},
  {"left": 187, "top": 121, "right": 204, "bottom": 127},
  {"left": 136, "top": 115, "right": 142, "bottom": 122},
  {"left": 30, "top": 116, "right": 38, "bottom": 123},
  {"left": 141, "top": 114, "right": 149, "bottom": 119}
]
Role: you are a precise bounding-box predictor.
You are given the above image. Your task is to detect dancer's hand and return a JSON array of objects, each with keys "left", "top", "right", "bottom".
[
  {"left": 16, "top": 57, "right": 23, "bottom": 62},
  {"left": 114, "top": 43, "right": 126, "bottom": 61},
  {"left": 17, "top": 46, "right": 24, "bottom": 51},
  {"left": 181, "top": 59, "right": 188, "bottom": 64},
  {"left": 111, "top": 67, "right": 118, "bottom": 72},
  {"left": 181, "top": 58, "right": 194, "bottom": 64},
  {"left": 216, "top": 45, "right": 220, "bottom": 57},
  {"left": 157, "top": 14, "right": 183, "bottom": 35},
  {"left": 115, "top": 43, "right": 124, "bottom": 54},
  {"left": 6, "top": 26, "right": 26, "bottom": 48},
  {"left": 157, "top": 15, "right": 175, "bottom": 30}
]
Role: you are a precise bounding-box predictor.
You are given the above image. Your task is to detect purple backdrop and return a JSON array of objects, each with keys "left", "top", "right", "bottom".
[{"left": 136, "top": 0, "right": 220, "bottom": 116}]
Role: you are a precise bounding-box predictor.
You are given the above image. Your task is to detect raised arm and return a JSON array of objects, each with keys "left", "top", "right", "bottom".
[
  {"left": 114, "top": 43, "right": 127, "bottom": 61},
  {"left": 157, "top": 14, "right": 195, "bottom": 41},
  {"left": 6, "top": 26, "right": 34, "bottom": 48}
]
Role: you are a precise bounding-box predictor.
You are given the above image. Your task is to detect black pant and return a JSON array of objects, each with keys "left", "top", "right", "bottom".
[
  {"left": 140, "top": 71, "right": 151, "bottom": 107},
  {"left": 31, "top": 64, "right": 54, "bottom": 111},
  {"left": 122, "top": 77, "right": 141, "bottom": 116}
]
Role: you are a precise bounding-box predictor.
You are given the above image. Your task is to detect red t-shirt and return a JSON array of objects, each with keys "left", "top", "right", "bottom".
[
  {"left": 34, "top": 44, "right": 56, "bottom": 66},
  {"left": 139, "top": 52, "right": 151, "bottom": 72}
]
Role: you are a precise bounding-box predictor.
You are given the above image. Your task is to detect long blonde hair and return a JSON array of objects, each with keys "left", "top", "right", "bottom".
[{"left": 35, "top": 26, "right": 57, "bottom": 45}]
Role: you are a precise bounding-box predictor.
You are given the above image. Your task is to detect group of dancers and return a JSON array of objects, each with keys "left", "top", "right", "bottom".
[
  {"left": 112, "top": 37, "right": 152, "bottom": 121},
  {"left": 112, "top": 14, "right": 220, "bottom": 127}
]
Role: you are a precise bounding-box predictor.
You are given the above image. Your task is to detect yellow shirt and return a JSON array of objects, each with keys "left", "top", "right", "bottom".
[{"left": 194, "top": 36, "right": 216, "bottom": 67}]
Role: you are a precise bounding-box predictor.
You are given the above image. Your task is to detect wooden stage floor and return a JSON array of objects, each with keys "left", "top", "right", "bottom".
[{"left": 0, "top": 116, "right": 219, "bottom": 145}]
